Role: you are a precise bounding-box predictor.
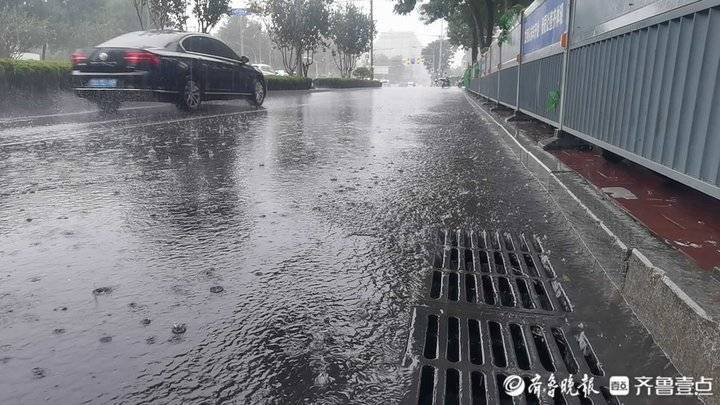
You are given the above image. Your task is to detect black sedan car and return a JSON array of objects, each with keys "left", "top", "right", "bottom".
[{"left": 71, "top": 31, "right": 266, "bottom": 113}]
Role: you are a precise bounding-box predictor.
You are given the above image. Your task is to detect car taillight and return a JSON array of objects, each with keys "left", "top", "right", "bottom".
[
  {"left": 71, "top": 51, "right": 87, "bottom": 65},
  {"left": 124, "top": 51, "right": 161, "bottom": 66}
]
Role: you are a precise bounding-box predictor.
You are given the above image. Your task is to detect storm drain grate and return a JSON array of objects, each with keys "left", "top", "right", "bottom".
[
  {"left": 407, "top": 307, "right": 616, "bottom": 405},
  {"left": 404, "top": 229, "right": 616, "bottom": 405},
  {"left": 428, "top": 230, "right": 572, "bottom": 314}
]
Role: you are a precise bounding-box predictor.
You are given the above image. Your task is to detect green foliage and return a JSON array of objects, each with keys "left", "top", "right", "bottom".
[
  {"left": 395, "top": 0, "right": 533, "bottom": 62},
  {"left": 6, "top": 0, "right": 145, "bottom": 59},
  {"left": 0, "top": 60, "right": 383, "bottom": 94},
  {"left": 353, "top": 67, "right": 372, "bottom": 80},
  {"left": 265, "top": 75, "right": 313, "bottom": 90},
  {"left": 313, "top": 78, "right": 381, "bottom": 88},
  {"left": 257, "top": 0, "right": 331, "bottom": 77},
  {"left": 497, "top": 5, "right": 524, "bottom": 45},
  {"left": 547, "top": 89, "right": 561, "bottom": 112},
  {"left": 463, "top": 66, "right": 472, "bottom": 88},
  {"left": 329, "top": 3, "right": 374, "bottom": 78},
  {"left": 421, "top": 39, "right": 456, "bottom": 77},
  {"left": 148, "top": 0, "right": 189, "bottom": 30},
  {"left": 217, "top": 16, "right": 271, "bottom": 60},
  {"left": 0, "top": 59, "right": 72, "bottom": 92},
  {"left": 0, "top": 2, "right": 49, "bottom": 58},
  {"left": 193, "top": 0, "right": 231, "bottom": 33}
]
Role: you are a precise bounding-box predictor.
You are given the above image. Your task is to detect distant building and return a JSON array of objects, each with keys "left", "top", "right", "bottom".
[{"left": 374, "top": 31, "right": 423, "bottom": 60}]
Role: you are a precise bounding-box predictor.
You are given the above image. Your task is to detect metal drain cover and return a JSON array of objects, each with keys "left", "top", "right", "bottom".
[
  {"left": 403, "top": 230, "right": 618, "bottom": 405},
  {"left": 427, "top": 230, "right": 572, "bottom": 314}
]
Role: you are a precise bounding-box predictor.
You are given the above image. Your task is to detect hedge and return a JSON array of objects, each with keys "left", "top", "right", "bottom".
[
  {"left": 313, "top": 78, "right": 382, "bottom": 88},
  {"left": 266, "top": 75, "right": 312, "bottom": 90},
  {"left": 0, "top": 60, "right": 379, "bottom": 93},
  {"left": 0, "top": 59, "right": 72, "bottom": 92}
]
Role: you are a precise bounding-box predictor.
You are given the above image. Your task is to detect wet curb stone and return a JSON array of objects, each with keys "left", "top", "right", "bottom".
[
  {"left": 465, "top": 91, "right": 719, "bottom": 404},
  {"left": 624, "top": 249, "right": 720, "bottom": 387}
]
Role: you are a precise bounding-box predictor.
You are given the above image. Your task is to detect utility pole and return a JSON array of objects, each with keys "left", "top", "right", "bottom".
[
  {"left": 370, "top": 0, "right": 374, "bottom": 80},
  {"left": 438, "top": 20, "right": 444, "bottom": 77},
  {"left": 240, "top": 17, "right": 245, "bottom": 57}
]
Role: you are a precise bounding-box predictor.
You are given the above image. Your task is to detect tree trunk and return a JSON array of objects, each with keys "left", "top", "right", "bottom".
[
  {"left": 469, "top": 9, "right": 480, "bottom": 64},
  {"left": 295, "top": 47, "right": 304, "bottom": 77},
  {"left": 483, "top": 0, "right": 495, "bottom": 48},
  {"left": 467, "top": 0, "right": 487, "bottom": 57}
]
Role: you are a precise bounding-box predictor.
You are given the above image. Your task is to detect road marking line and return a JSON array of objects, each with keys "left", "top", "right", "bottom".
[
  {"left": 0, "top": 109, "right": 266, "bottom": 148},
  {"left": 0, "top": 104, "right": 166, "bottom": 124}
]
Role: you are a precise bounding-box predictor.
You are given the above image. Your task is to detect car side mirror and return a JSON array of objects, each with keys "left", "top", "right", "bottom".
[{"left": 238, "top": 56, "right": 249, "bottom": 64}]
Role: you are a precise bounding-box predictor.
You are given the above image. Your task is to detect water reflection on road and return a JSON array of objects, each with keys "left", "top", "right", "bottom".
[{"left": 0, "top": 88, "right": 676, "bottom": 404}]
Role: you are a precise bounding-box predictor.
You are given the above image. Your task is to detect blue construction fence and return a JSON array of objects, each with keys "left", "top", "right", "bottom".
[{"left": 466, "top": 0, "right": 720, "bottom": 200}]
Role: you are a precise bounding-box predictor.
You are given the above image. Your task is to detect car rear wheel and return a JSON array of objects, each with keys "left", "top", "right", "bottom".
[
  {"left": 248, "top": 79, "right": 265, "bottom": 107},
  {"left": 177, "top": 79, "right": 202, "bottom": 111},
  {"left": 97, "top": 99, "right": 120, "bottom": 114}
]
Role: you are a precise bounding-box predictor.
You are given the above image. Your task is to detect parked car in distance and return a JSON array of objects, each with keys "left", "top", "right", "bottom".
[
  {"left": 275, "top": 69, "right": 289, "bottom": 76},
  {"left": 71, "top": 30, "right": 266, "bottom": 113},
  {"left": 14, "top": 52, "right": 41, "bottom": 60},
  {"left": 251, "top": 63, "right": 278, "bottom": 76},
  {"left": 407, "top": 81, "right": 416, "bottom": 87}
]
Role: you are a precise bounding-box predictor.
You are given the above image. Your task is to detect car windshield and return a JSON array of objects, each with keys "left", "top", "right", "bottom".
[{"left": 97, "top": 31, "right": 182, "bottom": 49}]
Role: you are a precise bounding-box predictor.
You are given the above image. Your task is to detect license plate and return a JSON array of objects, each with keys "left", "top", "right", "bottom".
[{"left": 87, "top": 78, "right": 117, "bottom": 88}]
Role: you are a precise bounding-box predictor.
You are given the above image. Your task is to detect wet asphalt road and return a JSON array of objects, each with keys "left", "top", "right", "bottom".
[{"left": 0, "top": 88, "right": 688, "bottom": 404}]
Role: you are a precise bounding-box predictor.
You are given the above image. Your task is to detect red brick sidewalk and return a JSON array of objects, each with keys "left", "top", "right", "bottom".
[{"left": 551, "top": 148, "right": 720, "bottom": 271}]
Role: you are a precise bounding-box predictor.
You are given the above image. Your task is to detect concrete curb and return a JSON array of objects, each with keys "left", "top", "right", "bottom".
[
  {"left": 464, "top": 91, "right": 719, "bottom": 403},
  {"left": 623, "top": 249, "right": 720, "bottom": 386}
]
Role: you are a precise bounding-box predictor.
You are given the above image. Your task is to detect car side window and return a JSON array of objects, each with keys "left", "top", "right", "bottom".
[
  {"left": 208, "top": 38, "right": 238, "bottom": 61},
  {"left": 195, "top": 37, "right": 215, "bottom": 55},
  {"left": 182, "top": 36, "right": 200, "bottom": 53}
]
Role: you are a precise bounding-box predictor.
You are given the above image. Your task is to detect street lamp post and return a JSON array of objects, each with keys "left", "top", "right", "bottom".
[{"left": 370, "top": 0, "right": 374, "bottom": 80}]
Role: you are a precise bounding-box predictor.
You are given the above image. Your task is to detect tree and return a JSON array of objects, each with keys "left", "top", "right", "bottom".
[
  {"left": 193, "top": 0, "right": 231, "bottom": 33},
  {"left": 353, "top": 66, "right": 372, "bottom": 79},
  {"left": 387, "top": 55, "right": 409, "bottom": 83},
  {"left": 295, "top": 0, "right": 330, "bottom": 77},
  {"left": 421, "top": 38, "right": 455, "bottom": 77},
  {"left": 257, "top": 0, "right": 330, "bottom": 77},
  {"left": 328, "top": 3, "right": 373, "bottom": 78},
  {"left": 1, "top": 0, "right": 142, "bottom": 59},
  {"left": 0, "top": 2, "right": 47, "bottom": 59},
  {"left": 393, "top": 0, "right": 531, "bottom": 64},
  {"left": 130, "top": 0, "right": 148, "bottom": 29},
  {"left": 446, "top": 8, "right": 475, "bottom": 51},
  {"left": 149, "top": 0, "right": 188, "bottom": 30},
  {"left": 257, "top": 0, "right": 299, "bottom": 74},
  {"left": 218, "top": 16, "right": 265, "bottom": 60}
]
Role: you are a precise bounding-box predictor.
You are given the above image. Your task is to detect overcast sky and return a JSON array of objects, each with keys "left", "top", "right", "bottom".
[
  {"left": 225, "top": 0, "right": 464, "bottom": 66},
  {"left": 229, "top": 0, "right": 444, "bottom": 46}
]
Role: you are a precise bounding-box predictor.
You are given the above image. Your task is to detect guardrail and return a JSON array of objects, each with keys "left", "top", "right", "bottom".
[{"left": 467, "top": 0, "right": 720, "bottom": 200}]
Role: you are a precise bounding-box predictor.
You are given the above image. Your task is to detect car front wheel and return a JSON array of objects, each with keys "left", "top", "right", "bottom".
[
  {"left": 248, "top": 78, "right": 265, "bottom": 107},
  {"left": 177, "top": 79, "right": 202, "bottom": 111}
]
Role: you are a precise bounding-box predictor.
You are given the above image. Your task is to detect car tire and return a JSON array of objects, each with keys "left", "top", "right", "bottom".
[
  {"left": 97, "top": 100, "right": 120, "bottom": 114},
  {"left": 177, "top": 78, "right": 202, "bottom": 111},
  {"left": 248, "top": 78, "right": 266, "bottom": 107}
]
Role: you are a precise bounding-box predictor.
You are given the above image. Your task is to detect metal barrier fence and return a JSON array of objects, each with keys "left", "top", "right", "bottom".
[{"left": 467, "top": 0, "right": 720, "bottom": 200}]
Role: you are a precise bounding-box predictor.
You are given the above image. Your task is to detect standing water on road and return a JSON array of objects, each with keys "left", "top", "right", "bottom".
[{"left": 0, "top": 89, "right": 682, "bottom": 404}]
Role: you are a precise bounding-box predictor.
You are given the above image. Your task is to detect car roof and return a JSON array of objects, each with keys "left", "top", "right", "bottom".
[{"left": 97, "top": 30, "right": 194, "bottom": 49}]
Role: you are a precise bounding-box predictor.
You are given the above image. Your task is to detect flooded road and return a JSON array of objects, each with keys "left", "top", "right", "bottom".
[{"left": 0, "top": 88, "right": 686, "bottom": 404}]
